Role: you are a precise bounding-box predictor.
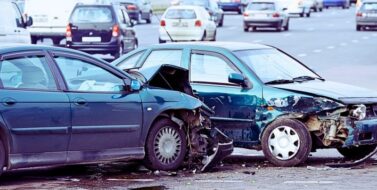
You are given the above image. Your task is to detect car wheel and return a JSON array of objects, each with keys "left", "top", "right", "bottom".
[
  {"left": 243, "top": 25, "right": 249, "bottom": 32},
  {"left": 319, "top": 7, "right": 323, "bottom": 11},
  {"left": 276, "top": 21, "right": 283, "bottom": 32},
  {"left": 261, "top": 119, "right": 312, "bottom": 167},
  {"left": 252, "top": 26, "right": 257, "bottom": 31},
  {"left": 356, "top": 25, "right": 362, "bottom": 31},
  {"left": 146, "top": 11, "right": 152, "bottom": 24},
  {"left": 113, "top": 43, "right": 123, "bottom": 59},
  {"left": 337, "top": 145, "right": 377, "bottom": 160},
  {"left": 144, "top": 118, "right": 187, "bottom": 171},
  {"left": 52, "top": 38, "right": 61, "bottom": 46},
  {"left": 238, "top": 6, "right": 244, "bottom": 14},
  {"left": 210, "top": 31, "right": 216, "bottom": 41},
  {"left": 159, "top": 38, "right": 166, "bottom": 44},
  {"left": 0, "top": 140, "right": 5, "bottom": 176},
  {"left": 284, "top": 20, "right": 289, "bottom": 31},
  {"left": 300, "top": 13, "right": 304, "bottom": 17},
  {"left": 31, "top": 36, "right": 38, "bottom": 44},
  {"left": 201, "top": 31, "right": 207, "bottom": 41},
  {"left": 218, "top": 17, "right": 224, "bottom": 27},
  {"left": 306, "top": 12, "right": 310, "bottom": 17}
]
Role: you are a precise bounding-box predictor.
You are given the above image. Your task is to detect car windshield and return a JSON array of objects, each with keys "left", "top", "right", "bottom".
[
  {"left": 71, "top": 7, "right": 113, "bottom": 23},
  {"left": 165, "top": 9, "right": 197, "bottom": 19},
  {"left": 247, "top": 2, "right": 276, "bottom": 11},
  {"left": 233, "top": 49, "right": 320, "bottom": 84},
  {"left": 181, "top": 0, "right": 209, "bottom": 8},
  {"left": 361, "top": 3, "right": 377, "bottom": 12}
]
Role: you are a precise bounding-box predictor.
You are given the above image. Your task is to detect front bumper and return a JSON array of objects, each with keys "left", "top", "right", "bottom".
[{"left": 345, "top": 118, "right": 377, "bottom": 147}]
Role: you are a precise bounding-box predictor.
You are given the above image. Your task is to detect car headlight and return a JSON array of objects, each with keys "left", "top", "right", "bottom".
[{"left": 350, "top": 104, "right": 367, "bottom": 120}]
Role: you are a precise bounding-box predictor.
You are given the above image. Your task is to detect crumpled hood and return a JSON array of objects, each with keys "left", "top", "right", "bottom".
[{"left": 271, "top": 80, "right": 377, "bottom": 104}]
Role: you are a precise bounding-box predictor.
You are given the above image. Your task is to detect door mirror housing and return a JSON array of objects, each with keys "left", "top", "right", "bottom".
[
  {"left": 282, "top": 7, "right": 288, "bottom": 11},
  {"left": 26, "top": 16, "right": 33, "bottom": 27},
  {"left": 130, "top": 79, "right": 141, "bottom": 91},
  {"left": 228, "top": 73, "right": 246, "bottom": 86}
]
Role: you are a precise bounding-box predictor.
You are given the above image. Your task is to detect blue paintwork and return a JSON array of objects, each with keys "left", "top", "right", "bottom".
[
  {"left": 218, "top": 2, "right": 243, "bottom": 12},
  {"left": 0, "top": 44, "right": 207, "bottom": 170},
  {"left": 114, "top": 42, "right": 377, "bottom": 150},
  {"left": 323, "top": 0, "right": 348, "bottom": 7}
]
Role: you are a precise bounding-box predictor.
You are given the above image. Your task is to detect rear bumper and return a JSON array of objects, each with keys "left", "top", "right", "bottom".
[
  {"left": 344, "top": 118, "right": 377, "bottom": 147},
  {"left": 159, "top": 28, "right": 204, "bottom": 41},
  {"left": 244, "top": 20, "right": 282, "bottom": 27},
  {"left": 66, "top": 38, "right": 120, "bottom": 54},
  {"left": 357, "top": 20, "right": 377, "bottom": 26},
  {"left": 218, "top": 3, "right": 242, "bottom": 11},
  {"left": 323, "top": 1, "right": 346, "bottom": 7}
]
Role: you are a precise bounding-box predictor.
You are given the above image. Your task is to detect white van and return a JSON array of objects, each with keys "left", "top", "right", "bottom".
[
  {"left": 0, "top": 0, "right": 32, "bottom": 44},
  {"left": 24, "top": 0, "right": 98, "bottom": 45}
]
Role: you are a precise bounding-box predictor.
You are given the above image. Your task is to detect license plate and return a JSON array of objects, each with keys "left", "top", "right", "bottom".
[
  {"left": 82, "top": 37, "right": 101, "bottom": 42},
  {"left": 252, "top": 13, "right": 267, "bottom": 18},
  {"left": 172, "top": 22, "right": 188, "bottom": 27}
]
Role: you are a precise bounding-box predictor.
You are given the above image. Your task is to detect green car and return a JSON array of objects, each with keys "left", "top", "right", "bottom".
[{"left": 113, "top": 42, "right": 377, "bottom": 167}]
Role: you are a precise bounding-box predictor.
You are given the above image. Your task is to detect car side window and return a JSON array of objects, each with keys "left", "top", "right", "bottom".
[
  {"left": 190, "top": 52, "right": 241, "bottom": 85},
  {"left": 54, "top": 56, "right": 124, "bottom": 92},
  {"left": 117, "top": 8, "right": 126, "bottom": 24},
  {"left": 117, "top": 50, "right": 145, "bottom": 70},
  {"left": 142, "top": 50, "right": 182, "bottom": 69},
  {"left": 0, "top": 55, "right": 57, "bottom": 90}
]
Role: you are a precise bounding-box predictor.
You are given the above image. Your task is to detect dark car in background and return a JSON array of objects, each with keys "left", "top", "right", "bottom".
[
  {"left": 323, "top": 0, "right": 350, "bottom": 8},
  {"left": 65, "top": 4, "right": 138, "bottom": 59},
  {"left": 217, "top": 0, "right": 249, "bottom": 14},
  {"left": 179, "top": 0, "right": 224, "bottom": 27},
  {"left": 0, "top": 44, "right": 232, "bottom": 175},
  {"left": 118, "top": 0, "right": 153, "bottom": 24},
  {"left": 356, "top": 0, "right": 377, "bottom": 31},
  {"left": 114, "top": 42, "right": 377, "bottom": 167}
]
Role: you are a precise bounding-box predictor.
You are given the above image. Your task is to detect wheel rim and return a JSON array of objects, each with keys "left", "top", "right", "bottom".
[
  {"left": 154, "top": 126, "right": 182, "bottom": 165},
  {"left": 268, "top": 126, "right": 300, "bottom": 160}
]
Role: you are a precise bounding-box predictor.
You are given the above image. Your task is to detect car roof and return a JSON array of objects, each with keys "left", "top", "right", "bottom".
[
  {"left": 145, "top": 42, "right": 272, "bottom": 52},
  {"left": 0, "top": 44, "right": 107, "bottom": 63}
]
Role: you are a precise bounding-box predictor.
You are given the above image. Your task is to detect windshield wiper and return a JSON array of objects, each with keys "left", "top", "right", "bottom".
[
  {"left": 293, "top": 76, "right": 324, "bottom": 82},
  {"left": 265, "top": 79, "right": 294, "bottom": 85}
]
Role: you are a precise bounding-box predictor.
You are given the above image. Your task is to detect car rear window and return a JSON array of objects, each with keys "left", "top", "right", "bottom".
[
  {"left": 181, "top": 0, "right": 209, "bottom": 8},
  {"left": 247, "top": 2, "right": 276, "bottom": 11},
  {"left": 361, "top": 3, "right": 377, "bottom": 11},
  {"left": 165, "top": 9, "right": 197, "bottom": 19},
  {"left": 71, "top": 7, "right": 113, "bottom": 23}
]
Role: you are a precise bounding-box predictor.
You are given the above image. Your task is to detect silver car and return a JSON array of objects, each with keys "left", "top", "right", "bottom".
[
  {"left": 356, "top": 0, "right": 377, "bottom": 31},
  {"left": 243, "top": 0, "right": 290, "bottom": 32}
]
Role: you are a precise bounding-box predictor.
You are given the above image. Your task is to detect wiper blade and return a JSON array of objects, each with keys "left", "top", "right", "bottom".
[
  {"left": 265, "top": 79, "right": 294, "bottom": 85},
  {"left": 293, "top": 76, "right": 324, "bottom": 82}
]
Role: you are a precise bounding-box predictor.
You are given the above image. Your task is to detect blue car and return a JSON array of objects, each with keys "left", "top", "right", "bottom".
[
  {"left": 114, "top": 42, "right": 377, "bottom": 167},
  {"left": 217, "top": 0, "right": 248, "bottom": 14},
  {"left": 323, "top": 0, "right": 350, "bottom": 8},
  {"left": 0, "top": 44, "right": 232, "bottom": 175}
]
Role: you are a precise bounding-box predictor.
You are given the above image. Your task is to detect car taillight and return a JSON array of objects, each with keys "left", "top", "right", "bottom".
[
  {"left": 66, "top": 24, "right": 72, "bottom": 37},
  {"left": 112, "top": 24, "right": 120, "bottom": 37},
  {"left": 243, "top": 12, "right": 249, "bottom": 16},
  {"left": 272, "top": 13, "right": 280, "bottom": 17},
  {"left": 127, "top": 5, "right": 137, "bottom": 10},
  {"left": 160, "top": 20, "right": 166, "bottom": 27},
  {"left": 195, "top": 20, "right": 202, "bottom": 27},
  {"left": 356, "top": 12, "right": 363, "bottom": 17}
]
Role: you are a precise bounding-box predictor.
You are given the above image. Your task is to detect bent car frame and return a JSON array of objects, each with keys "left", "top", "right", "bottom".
[
  {"left": 0, "top": 44, "right": 232, "bottom": 175},
  {"left": 114, "top": 42, "right": 377, "bottom": 167}
]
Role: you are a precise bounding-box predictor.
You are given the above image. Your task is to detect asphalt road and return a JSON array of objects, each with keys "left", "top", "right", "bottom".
[{"left": 1, "top": 6, "right": 377, "bottom": 190}]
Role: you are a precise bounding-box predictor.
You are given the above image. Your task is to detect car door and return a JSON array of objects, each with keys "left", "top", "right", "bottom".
[
  {"left": 52, "top": 52, "right": 143, "bottom": 163},
  {"left": 188, "top": 50, "right": 262, "bottom": 146},
  {"left": 118, "top": 7, "right": 137, "bottom": 53},
  {"left": 0, "top": 51, "right": 70, "bottom": 168}
]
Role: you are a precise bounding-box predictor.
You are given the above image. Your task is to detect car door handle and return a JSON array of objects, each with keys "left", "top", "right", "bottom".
[
  {"left": 73, "top": 98, "right": 87, "bottom": 106},
  {"left": 3, "top": 98, "right": 16, "bottom": 106}
]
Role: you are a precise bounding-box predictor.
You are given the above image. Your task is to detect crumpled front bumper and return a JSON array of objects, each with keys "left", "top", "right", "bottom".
[{"left": 344, "top": 118, "right": 377, "bottom": 147}]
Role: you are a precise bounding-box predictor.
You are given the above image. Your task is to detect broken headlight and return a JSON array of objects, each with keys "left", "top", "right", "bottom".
[{"left": 350, "top": 104, "right": 367, "bottom": 120}]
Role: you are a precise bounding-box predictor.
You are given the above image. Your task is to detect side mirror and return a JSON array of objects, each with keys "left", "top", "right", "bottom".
[
  {"left": 282, "top": 8, "right": 288, "bottom": 11},
  {"left": 26, "top": 16, "right": 33, "bottom": 27},
  {"left": 130, "top": 79, "right": 141, "bottom": 91},
  {"left": 228, "top": 73, "right": 246, "bottom": 86}
]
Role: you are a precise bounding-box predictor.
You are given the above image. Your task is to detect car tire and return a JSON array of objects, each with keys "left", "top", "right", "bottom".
[
  {"left": 218, "top": 17, "right": 224, "bottom": 27},
  {"left": 31, "top": 36, "right": 38, "bottom": 44},
  {"left": 306, "top": 12, "right": 310, "bottom": 17},
  {"left": 146, "top": 11, "right": 152, "bottom": 24},
  {"left": 244, "top": 26, "right": 249, "bottom": 32},
  {"left": 113, "top": 43, "right": 123, "bottom": 59},
  {"left": 300, "top": 13, "right": 304, "bottom": 17},
  {"left": 52, "top": 38, "right": 61, "bottom": 46},
  {"left": 356, "top": 25, "right": 362, "bottom": 31},
  {"left": 144, "top": 118, "right": 187, "bottom": 171},
  {"left": 337, "top": 145, "right": 377, "bottom": 160},
  {"left": 276, "top": 21, "right": 283, "bottom": 32},
  {"left": 159, "top": 38, "right": 166, "bottom": 44},
  {"left": 210, "top": 31, "right": 216, "bottom": 41},
  {"left": 201, "top": 31, "right": 207, "bottom": 41},
  {"left": 261, "top": 119, "right": 312, "bottom": 167},
  {"left": 319, "top": 7, "right": 323, "bottom": 12},
  {"left": 238, "top": 6, "right": 244, "bottom": 14},
  {"left": 0, "top": 140, "right": 5, "bottom": 176},
  {"left": 284, "top": 20, "right": 289, "bottom": 31}
]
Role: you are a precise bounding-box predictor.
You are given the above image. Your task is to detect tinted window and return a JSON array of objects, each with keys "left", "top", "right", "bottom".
[
  {"left": 0, "top": 55, "right": 57, "bottom": 90},
  {"left": 190, "top": 53, "right": 240, "bottom": 84},
  {"left": 361, "top": 3, "right": 377, "bottom": 11},
  {"left": 247, "top": 3, "right": 276, "bottom": 11},
  {"left": 71, "top": 7, "right": 113, "bottom": 23},
  {"left": 165, "top": 9, "right": 197, "bottom": 19},
  {"left": 142, "top": 50, "right": 182, "bottom": 69},
  {"left": 181, "top": 0, "right": 209, "bottom": 8},
  {"left": 117, "top": 50, "right": 145, "bottom": 70},
  {"left": 55, "top": 57, "right": 124, "bottom": 92},
  {"left": 234, "top": 49, "right": 318, "bottom": 83}
]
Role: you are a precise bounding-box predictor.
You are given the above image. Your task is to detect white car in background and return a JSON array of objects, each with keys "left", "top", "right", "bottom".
[
  {"left": 0, "top": 0, "right": 32, "bottom": 44},
  {"left": 281, "top": 0, "right": 312, "bottom": 17},
  {"left": 159, "top": 5, "right": 217, "bottom": 43}
]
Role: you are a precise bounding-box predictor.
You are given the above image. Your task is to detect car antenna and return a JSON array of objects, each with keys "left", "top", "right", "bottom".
[{"left": 151, "top": 7, "right": 175, "bottom": 42}]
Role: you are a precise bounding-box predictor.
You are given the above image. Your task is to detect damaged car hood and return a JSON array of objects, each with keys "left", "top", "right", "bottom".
[{"left": 271, "top": 80, "right": 377, "bottom": 104}]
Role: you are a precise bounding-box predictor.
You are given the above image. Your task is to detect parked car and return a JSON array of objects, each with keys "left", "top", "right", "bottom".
[
  {"left": 217, "top": 0, "right": 249, "bottom": 14},
  {"left": 117, "top": 0, "right": 153, "bottom": 24},
  {"left": 65, "top": 4, "right": 138, "bottom": 59},
  {"left": 0, "top": 0, "right": 33, "bottom": 44},
  {"left": 0, "top": 44, "right": 232, "bottom": 175},
  {"left": 356, "top": 0, "right": 377, "bottom": 31},
  {"left": 282, "top": 0, "right": 312, "bottom": 17},
  {"left": 24, "top": 0, "right": 80, "bottom": 45},
  {"left": 159, "top": 6, "right": 217, "bottom": 43},
  {"left": 114, "top": 42, "right": 377, "bottom": 167},
  {"left": 306, "top": 0, "right": 324, "bottom": 11},
  {"left": 323, "top": 0, "right": 350, "bottom": 8},
  {"left": 179, "top": 0, "right": 225, "bottom": 27},
  {"left": 243, "top": 0, "right": 289, "bottom": 32}
]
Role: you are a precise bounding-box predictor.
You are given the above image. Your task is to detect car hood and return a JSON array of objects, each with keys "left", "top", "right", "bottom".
[{"left": 271, "top": 80, "right": 377, "bottom": 104}]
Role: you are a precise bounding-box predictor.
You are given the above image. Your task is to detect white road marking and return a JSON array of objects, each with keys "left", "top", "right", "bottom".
[
  {"left": 306, "top": 28, "right": 315, "bottom": 31},
  {"left": 313, "top": 49, "right": 322, "bottom": 53},
  {"left": 228, "top": 26, "right": 237, "bottom": 30},
  {"left": 373, "top": 33, "right": 377, "bottom": 37},
  {"left": 340, "top": 42, "right": 347, "bottom": 46},
  {"left": 297, "top": 53, "right": 307, "bottom": 57},
  {"left": 352, "top": 39, "right": 359, "bottom": 43},
  {"left": 327, "top": 46, "right": 335, "bottom": 49},
  {"left": 284, "top": 181, "right": 335, "bottom": 184},
  {"left": 283, "top": 33, "right": 292, "bottom": 37},
  {"left": 196, "top": 180, "right": 244, "bottom": 183},
  {"left": 362, "top": 36, "right": 369, "bottom": 40}
]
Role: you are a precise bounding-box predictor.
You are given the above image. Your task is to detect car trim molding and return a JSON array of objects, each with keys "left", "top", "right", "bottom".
[
  {"left": 11, "top": 127, "right": 68, "bottom": 135},
  {"left": 71, "top": 125, "right": 140, "bottom": 134}
]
